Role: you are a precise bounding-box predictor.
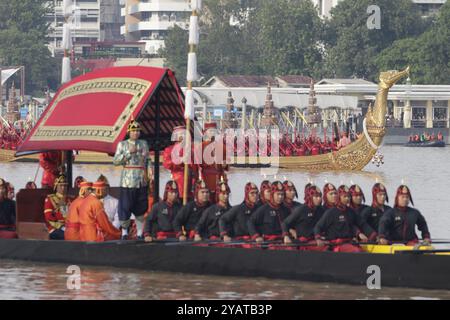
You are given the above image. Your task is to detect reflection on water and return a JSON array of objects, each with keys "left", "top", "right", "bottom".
[
  {"left": 1, "top": 146, "right": 450, "bottom": 300},
  {"left": 3, "top": 146, "right": 450, "bottom": 238},
  {"left": 0, "top": 260, "right": 449, "bottom": 300}
]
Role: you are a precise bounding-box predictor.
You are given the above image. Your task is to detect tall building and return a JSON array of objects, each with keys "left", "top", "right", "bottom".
[
  {"left": 47, "top": 0, "right": 123, "bottom": 56},
  {"left": 412, "top": 0, "right": 447, "bottom": 16},
  {"left": 120, "top": 0, "right": 191, "bottom": 54},
  {"left": 311, "top": 0, "right": 341, "bottom": 19},
  {"left": 311, "top": 0, "right": 447, "bottom": 19},
  {"left": 100, "top": 0, "right": 123, "bottom": 41}
]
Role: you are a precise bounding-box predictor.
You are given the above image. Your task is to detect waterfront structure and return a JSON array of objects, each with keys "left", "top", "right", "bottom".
[
  {"left": 204, "top": 75, "right": 311, "bottom": 89},
  {"left": 186, "top": 78, "right": 450, "bottom": 130},
  {"left": 73, "top": 40, "right": 145, "bottom": 57}
]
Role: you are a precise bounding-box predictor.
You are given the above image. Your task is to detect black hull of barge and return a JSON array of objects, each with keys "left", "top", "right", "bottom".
[{"left": 0, "top": 239, "right": 449, "bottom": 290}]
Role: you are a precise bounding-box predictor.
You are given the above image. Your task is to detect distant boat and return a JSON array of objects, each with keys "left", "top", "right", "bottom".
[{"left": 404, "top": 140, "right": 446, "bottom": 148}]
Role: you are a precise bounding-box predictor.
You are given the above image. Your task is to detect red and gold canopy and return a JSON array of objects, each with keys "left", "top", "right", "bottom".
[{"left": 17, "top": 66, "right": 186, "bottom": 156}]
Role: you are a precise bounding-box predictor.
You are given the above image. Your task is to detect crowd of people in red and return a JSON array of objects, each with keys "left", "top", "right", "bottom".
[
  {"left": 0, "top": 122, "right": 29, "bottom": 150},
  {"left": 230, "top": 132, "right": 355, "bottom": 157}
]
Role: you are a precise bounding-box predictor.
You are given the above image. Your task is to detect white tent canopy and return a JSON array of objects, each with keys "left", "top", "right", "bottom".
[
  {"left": 186, "top": 87, "right": 359, "bottom": 110},
  {"left": 1, "top": 68, "right": 21, "bottom": 86}
]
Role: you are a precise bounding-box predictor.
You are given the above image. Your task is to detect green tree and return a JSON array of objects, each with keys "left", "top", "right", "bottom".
[
  {"left": 198, "top": 0, "right": 262, "bottom": 78},
  {"left": 254, "top": 0, "right": 324, "bottom": 78},
  {"left": 375, "top": 1, "right": 450, "bottom": 84},
  {"left": 161, "top": 0, "right": 262, "bottom": 82},
  {"left": 323, "top": 0, "right": 429, "bottom": 80},
  {"left": 0, "top": 0, "right": 59, "bottom": 95},
  {"left": 0, "top": 0, "right": 51, "bottom": 36},
  {"left": 160, "top": 25, "right": 189, "bottom": 81}
]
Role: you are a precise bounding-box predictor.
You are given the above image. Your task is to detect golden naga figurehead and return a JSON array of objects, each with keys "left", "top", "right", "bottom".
[
  {"left": 379, "top": 66, "right": 410, "bottom": 89},
  {"left": 365, "top": 66, "right": 410, "bottom": 146}
]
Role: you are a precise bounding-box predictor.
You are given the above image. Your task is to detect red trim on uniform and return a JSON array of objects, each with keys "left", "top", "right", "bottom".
[
  {"left": 0, "top": 224, "right": 15, "bottom": 229},
  {"left": 235, "top": 235, "right": 251, "bottom": 241},
  {"left": 0, "top": 230, "right": 18, "bottom": 239},
  {"left": 333, "top": 244, "right": 363, "bottom": 253},
  {"left": 156, "top": 231, "right": 177, "bottom": 240},
  {"left": 329, "top": 238, "right": 353, "bottom": 245},
  {"left": 251, "top": 233, "right": 261, "bottom": 240},
  {"left": 263, "top": 234, "right": 282, "bottom": 241}
]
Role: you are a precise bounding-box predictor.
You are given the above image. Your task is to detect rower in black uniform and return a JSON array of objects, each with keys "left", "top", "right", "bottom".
[
  {"left": 378, "top": 185, "right": 431, "bottom": 246},
  {"left": 248, "top": 181, "right": 290, "bottom": 243},
  {"left": 219, "top": 182, "right": 259, "bottom": 242},
  {"left": 173, "top": 180, "right": 211, "bottom": 241}
]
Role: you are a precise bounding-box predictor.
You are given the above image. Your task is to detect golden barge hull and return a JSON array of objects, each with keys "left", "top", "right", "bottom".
[
  {"left": 0, "top": 149, "right": 165, "bottom": 165},
  {"left": 233, "top": 67, "right": 410, "bottom": 171},
  {"left": 0, "top": 149, "right": 111, "bottom": 163},
  {"left": 233, "top": 135, "right": 376, "bottom": 171}
]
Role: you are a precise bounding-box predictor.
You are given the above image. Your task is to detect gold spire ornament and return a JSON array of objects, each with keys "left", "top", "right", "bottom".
[{"left": 127, "top": 120, "right": 141, "bottom": 132}]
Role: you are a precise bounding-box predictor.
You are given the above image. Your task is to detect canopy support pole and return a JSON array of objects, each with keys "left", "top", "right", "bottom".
[
  {"left": 66, "top": 150, "right": 73, "bottom": 187},
  {"left": 0, "top": 67, "right": 2, "bottom": 106},
  {"left": 153, "top": 88, "right": 161, "bottom": 201}
]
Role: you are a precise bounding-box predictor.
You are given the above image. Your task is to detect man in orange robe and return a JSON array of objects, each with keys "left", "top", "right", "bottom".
[
  {"left": 65, "top": 180, "right": 93, "bottom": 241},
  {"left": 79, "top": 181, "right": 121, "bottom": 242}
]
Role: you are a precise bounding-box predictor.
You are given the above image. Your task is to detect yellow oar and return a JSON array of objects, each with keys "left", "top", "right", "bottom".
[{"left": 360, "top": 243, "right": 435, "bottom": 254}]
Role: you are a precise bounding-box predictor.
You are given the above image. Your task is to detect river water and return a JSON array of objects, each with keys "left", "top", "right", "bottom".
[
  {"left": 0, "top": 146, "right": 449, "bottom": 299},
  {"left": 0, "top": 259, "right": 449, "bottom": 300}
]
